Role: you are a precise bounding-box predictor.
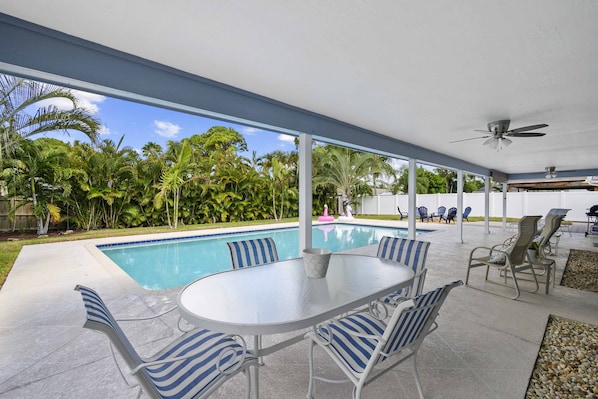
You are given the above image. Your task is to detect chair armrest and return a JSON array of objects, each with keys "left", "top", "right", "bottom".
[
  {"left": 117, "top": 306, "right": 195, "bottom": 332},
  {"left": 368, "top": 300, "right": 395, "bottom": 319},
  {"left": 116, "top": 305, "right": 178, "bottom": 322},
  {"left": 469, "top": 246, "right": 494, "bottom": 257}
]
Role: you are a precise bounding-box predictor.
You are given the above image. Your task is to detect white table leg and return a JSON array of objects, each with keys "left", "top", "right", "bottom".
[{"left": 252, "top": 335, "right": 260, "bottom": 399}]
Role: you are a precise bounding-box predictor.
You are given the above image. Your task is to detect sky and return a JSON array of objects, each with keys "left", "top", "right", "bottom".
[
  {"left": 38, "top": 86, "right": 410, "bottom": 172},
  {"left": 43, "top": 89, "right": 298, "bottom": 157}
]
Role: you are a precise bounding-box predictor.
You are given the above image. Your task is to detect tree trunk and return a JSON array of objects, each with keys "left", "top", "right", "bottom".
[{"left": 173, "top": 188, "right": 180, "bottom": 229}]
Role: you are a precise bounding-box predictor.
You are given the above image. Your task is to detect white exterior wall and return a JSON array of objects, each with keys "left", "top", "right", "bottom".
[{"left": 358, "top": 191, "right": 598, "bottom": 222}]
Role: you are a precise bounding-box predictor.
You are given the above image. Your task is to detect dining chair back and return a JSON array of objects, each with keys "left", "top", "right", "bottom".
[
  {"left": 377, "top": 236, "right": 430, "bottom": 303},
  {"left": 227, "top": 237, "right": 279, "bottom": 269}
]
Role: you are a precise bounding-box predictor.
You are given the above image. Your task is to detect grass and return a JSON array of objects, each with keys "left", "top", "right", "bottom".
[
  {"left": 0, "top": 219, "right": 296, "bottom": 289},
  {"left": 0, "top": 214, "right": 519, "bottom": 289}
]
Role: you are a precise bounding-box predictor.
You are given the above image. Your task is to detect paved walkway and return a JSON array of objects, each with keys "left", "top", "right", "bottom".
[{"left": 0, "top": 220, "right": 596, "bottom": 398}]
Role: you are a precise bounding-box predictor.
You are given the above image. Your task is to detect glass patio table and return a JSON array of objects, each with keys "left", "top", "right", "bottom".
[{"left": 177, "top": 253, "right": 414, "bottom": 398}]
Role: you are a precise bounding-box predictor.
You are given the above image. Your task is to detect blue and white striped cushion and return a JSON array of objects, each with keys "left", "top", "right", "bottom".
[
  {"left": 227, "top": 238, "right": 279, "bottom": 269},
  {"left": 145, "top": 329, "right": 256, "bottom": 399},
  {"left": 316, "top": 312, "right": 386, "bottom": 374},
  {"left": 377, "top": 237, "right": 430, "bottom": 299}
]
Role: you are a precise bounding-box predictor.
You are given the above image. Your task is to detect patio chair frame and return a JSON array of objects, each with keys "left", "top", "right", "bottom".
[
  {"left": 465, "top": 215, "right": 541, "bottom": 299},
  {"left": 305, "top": 280, "right": 463, "bottom": 399},
  {"left": 75, "top": 285, "right": 258, "bottom": 399}
]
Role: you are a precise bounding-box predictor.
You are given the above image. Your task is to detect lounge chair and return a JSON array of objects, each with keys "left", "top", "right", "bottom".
[
  {"left": 526, "top": 213, "right": 564, "bottom": 291},
  {"left": 74, "top": 285, "right": 258, "bottom": 399},
  {"left": 417, "top": 206, "right": 431, "bottom": 222},
  {"left": 532, "top": 213, "right": 565, "bottom": 258},
  {"left": 397, "top": 206, "right": 408, "bottom": 220},
  {"left": 539, "top": 208, "right": 571, "bottom": 252},
  {"left": 376, "top": 236, "right": 430, "bottom": 305},
  {"left": 227, "top": 237, "right": 279, "bottom": 269},
  {"left": 465, "top": 215, "right": 541, "bottom": 299},
  {"left": 432, "top": 206, "right": 446, "bottom": 222},
  {"left": 443, "top": 207, "right": 457, "bottom": 223},
  {"left": 305, "top": 280, "right": 463, "bottom": 399},
  {"left": 462, "top": 206, "right": 472, "bottom": 222}
]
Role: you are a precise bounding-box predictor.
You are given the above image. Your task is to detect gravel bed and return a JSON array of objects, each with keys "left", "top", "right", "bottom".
[
  {"left": 560, "top": 249, "right": 598, "bottom": 293},
  {"left": 525, "top": 316, "right": 598, "bottom": 399},
  {"left": 525, "top": 249, "right": 598, "bottom": 398}
]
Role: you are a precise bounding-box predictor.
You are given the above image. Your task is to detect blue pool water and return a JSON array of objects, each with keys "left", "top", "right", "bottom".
[{"left": 99, "top": 224, "right": 426, "bottom": 290}]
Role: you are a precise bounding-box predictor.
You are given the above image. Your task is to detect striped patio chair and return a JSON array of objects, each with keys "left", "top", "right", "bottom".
[
  {"left": 227, "top": 237, "right": 279, "bottom": 269},
  {"left": 305, "top": 280, "right": 463, "bottom": 399},
  {"left": 75, "top": 285, "right": 258, "bottom": 399},
  {"left": 376, "top": 236, "right": 430, "bottom": 304}
]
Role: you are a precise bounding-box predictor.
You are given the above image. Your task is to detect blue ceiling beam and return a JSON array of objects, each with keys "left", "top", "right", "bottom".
[{"left": 0, "top": 13, "right": 489, "bottom": 175}]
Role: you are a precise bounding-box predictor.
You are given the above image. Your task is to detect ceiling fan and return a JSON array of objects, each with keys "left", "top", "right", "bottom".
[{"left": 451, "top": 120, "right": 548, "bottom": 151}]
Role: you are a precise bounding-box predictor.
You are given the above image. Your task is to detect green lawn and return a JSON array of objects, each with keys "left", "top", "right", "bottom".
[
  {"left": 0, "top": 215, "right": 518, "bottom": 288},
  {"left": 0, "top": 219, "right": 294, "bottom": 289}
]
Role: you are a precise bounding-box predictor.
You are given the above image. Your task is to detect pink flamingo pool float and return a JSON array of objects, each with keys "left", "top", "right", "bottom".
[{"left": 317, "top": 205, "right": 335, "bottom": 222}]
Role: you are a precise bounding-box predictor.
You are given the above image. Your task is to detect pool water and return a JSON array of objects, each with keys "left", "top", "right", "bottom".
[{"left": 99, "top": 224, "right": 425, "bottom": 290}]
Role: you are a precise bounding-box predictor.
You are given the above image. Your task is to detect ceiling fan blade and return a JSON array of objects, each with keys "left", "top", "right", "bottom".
[
  {"left": 508, "top": 124, "right": 548, "bottom": 133},
  {"left": 449, "top": 136, "right": 489, "bottom": 143},
  {"left": 474, "top": 129, "right": 490, "bottom": 133},
  {"left": 507, "top": 132, "right": 546, "bottom": 137},
  {"left": 483, "top": 137, "right": 497, "bottom": 147}
]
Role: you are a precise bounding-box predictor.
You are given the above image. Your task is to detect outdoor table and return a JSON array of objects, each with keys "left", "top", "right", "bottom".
[{"left": 177, "top": 253, "right": 414, "bottom": 398}]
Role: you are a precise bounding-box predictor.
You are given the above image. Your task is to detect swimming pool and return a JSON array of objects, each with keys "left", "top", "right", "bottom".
[{"left": 98, "top": 223, "right": 426, "bottom": 290}]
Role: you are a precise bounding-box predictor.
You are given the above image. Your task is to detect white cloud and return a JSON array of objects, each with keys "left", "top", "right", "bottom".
[
  {"left": 98, "top": 125, "right": 111, "bottom": 136},
  {"left": 242, "top": 127, "right": 259, "bottom": 135},
  {"left": 278, "top": 134, "right": 295, "bottom": 143},
  {"left": 33, "top": 89, "right": 106, "bottom": 115},
  {"left": 72, "top": 90, "right": 106, "bottom": 114},
  {"left": 154, "top": 120, "right": 181, "bottom": 138}
]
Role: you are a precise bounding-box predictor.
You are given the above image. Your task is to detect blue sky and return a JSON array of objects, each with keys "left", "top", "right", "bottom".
[
  {"left": 41, "top": 87, "right": 410, "bottom": 172},
  {"left": 44, "top": 89, "right": 297, "bottom": 157}
]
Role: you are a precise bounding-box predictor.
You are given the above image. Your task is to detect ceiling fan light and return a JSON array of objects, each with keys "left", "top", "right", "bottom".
[
  {"left": 502, "top": 138, "right": 512, "bottom": 147},
  {"left": 486, "top": 138, "right": 498, "bottom": 149}
]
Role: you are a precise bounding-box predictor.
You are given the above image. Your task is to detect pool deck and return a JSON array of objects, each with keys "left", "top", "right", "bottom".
[{"left": 0, "top": 220, "right": 596, "bottom": 398}]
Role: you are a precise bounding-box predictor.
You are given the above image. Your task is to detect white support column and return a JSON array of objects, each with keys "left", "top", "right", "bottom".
[
  {"left": 484, "top": 176, "right": 490, "bottom": 234},
  {"left": 299, "top": 133, "right": 312, "bottom": 252},
  {"left": 457, "top": 170, "right": 464, "bottom": 243},
  {"left": 502, "top": 183, "right": 508, "bottom": 229},
  {"left": 408, "top": 158, "right": 417, "bottom": 239}
]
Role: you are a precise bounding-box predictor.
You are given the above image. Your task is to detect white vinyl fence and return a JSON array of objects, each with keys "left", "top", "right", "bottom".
[{"left": 358, "top": 191, "right": 598, "bottom": 222}]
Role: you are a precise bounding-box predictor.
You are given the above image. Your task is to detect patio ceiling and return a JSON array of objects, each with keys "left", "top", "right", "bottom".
[{"left": 1, "top": 1, "right": 597, "bottom": 180}]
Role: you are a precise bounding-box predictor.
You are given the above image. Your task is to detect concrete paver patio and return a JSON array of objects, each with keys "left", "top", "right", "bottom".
[{"left": 0, "top": 221, "right": 596, "bottom": 398}]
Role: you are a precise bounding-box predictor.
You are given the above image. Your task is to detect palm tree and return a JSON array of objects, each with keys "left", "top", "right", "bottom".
[
  {"left": 2, "top": 138, "right": 72, "bottom": 234},
  {"left": 313, "top": 146, "right": 377, "bottom": 212},
  {"left": 0, "top": 74, "right": 100, "bottom": 161},
  {"left": 155, "top": 140, "right": 195, "bottom": 228}
]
